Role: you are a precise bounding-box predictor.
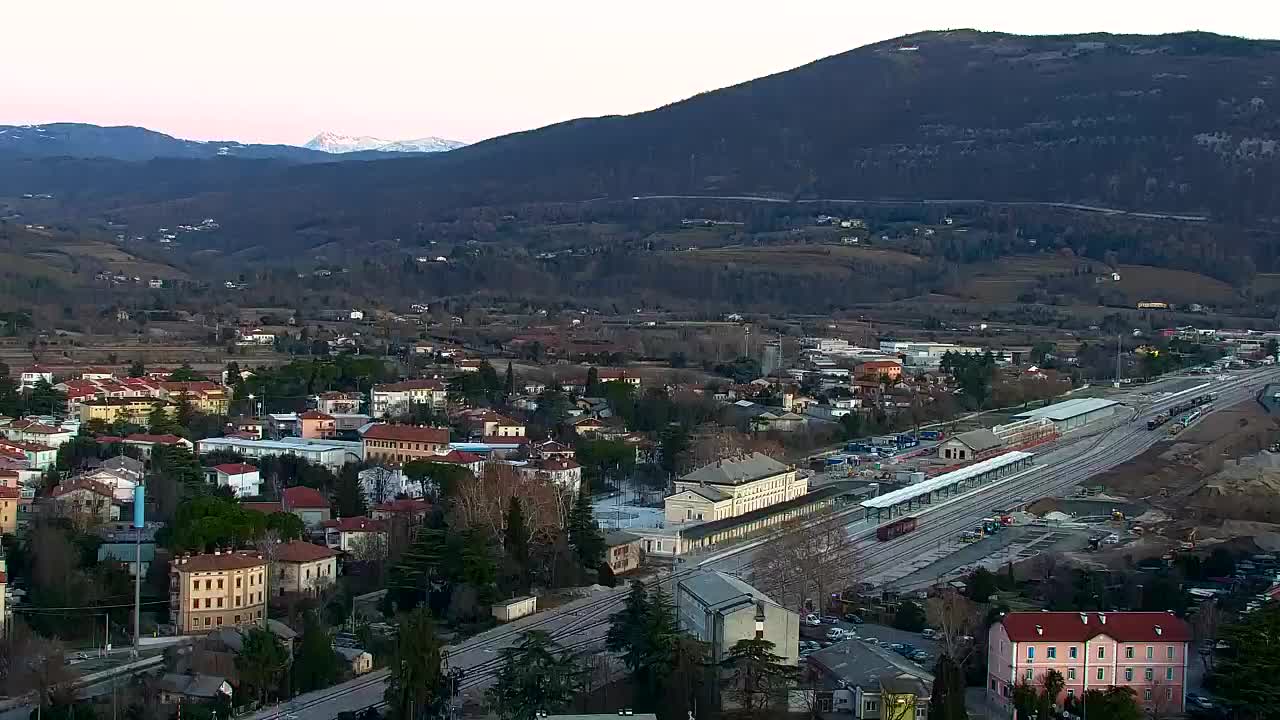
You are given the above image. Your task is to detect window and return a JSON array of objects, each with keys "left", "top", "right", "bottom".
[
  {"left": 217, "top": 579, "right": 224, "bottom": 590},
  {"left": 1066, "top": 690, "right": 1074, "bottom": 698},
  {"left": 1166, "top": 668, "right": 1174, "bottom": 681},
  {"left": 1069, "top": 646, "right": 1078, "bottom": 659},
  {"left": 236, "top": 597, "right": 241, "bottom": 607},
  {"left": 217, "top": 598, "right": 223, "bottom": 608},
  {"left": 192, "top": 599, "right": 199, "bottom": 610},
  {"left": 216, "top": 616, "right": 223, "bottom": 626},
  {"left": 236, "top": 577, "right": 242, "bottom": 588},
  {"left": 205, "top": 579, "right": 212, "bottom": 590},
  {"left": 1145, "top": 668, "right": 1153, "bottom": 681},
  {"left": 1166, "top": 689, "right": 1173, "bottom": 701},
  {"left": 1027, "top": 647, "right": 1035, "bottom": 660},
  {"left": 192, "top": 580, "right": 199, "bottom": 592},
  {"left": 1146, "top": 646, "right": 1153, "bottom": 659},
  {"left": 1067, "top": 669, "right": 1076, "bottom": 680},
  {"left": 1167, "top": 646, "right": 1175, "bottom": 660},
  {"left": 256, "top": 609, "right": 262, "bottom": 619},
  {"left": 1144, "top": 689, "right": 1152, "bottom": 702},
  {"left": 1098, "top": 646, "right": 1105, "bottom": 659},
  {"left": 204, "top": 617, "right": 211, "bottom": 626},
  {"left": 204, "top": 598, "right": 211, "bottom": 609},
  {"left": 235, "top": 614, "right": 241, "bottom": 623},
  {"left": 1024, "top": 669, "right": 1033, "bottom": 681},
  {"left": 1125, "top": 646, "right": 1135, "bottom": 659},
  {"left": 991, "top": 680, "right": 998, "bottom": 691},
  {"left": 865, "top": 701, "right": 878, "bottom": 713},
  {"left": 1097, "top": 668, "right": 1105, "bottom": 681},
  {"left": 1047, "top": 647, "right": 1057, "bottom": 659}
]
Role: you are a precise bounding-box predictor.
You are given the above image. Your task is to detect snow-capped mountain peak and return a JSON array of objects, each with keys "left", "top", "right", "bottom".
[{"left": 303, "top": 131, "right": 465, "bottom": 154}]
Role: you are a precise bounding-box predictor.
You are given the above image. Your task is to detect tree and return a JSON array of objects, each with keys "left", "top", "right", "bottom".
[
  {"left": 966, "top": 568, "right": 998, "bottom": 602},
  {"left": 752, "top": 511, "right": 859, "bottom": 614},
  {"left": 168, "top": 363, "right": 202, "bottom": 382},
  {"left": 504, "top": 362, "right": 516, "bottom": 399},
  {"left": 384, "top": 608, "right": 447, "bottom": 720},
  {"left": 485, "top": 631, "right": 585, "bottom": 720},
  {"left": 236, "top": 627, "right": 288, "bottom": 705},
  {"left": 719, "top": 638, "right": 799, "bottom": 716},
  {"left": 25, "top": 379, "right": 65, "bottom": 417},
  {"left": 1211, "top": 603, "right": 1280, "bottom": 717},
  {"left": 503, "top": 497, "right": 531, "bottom": 593},
  {"left": 606, "top": 580, "right": 652, "bottom": 674},
  {"left": 293, "top": 612, "right": 340, "bottom": 693},
  {"left": 566, "top": 482, "right": 604, "bottom": 571},
  {"left": 893, "top": 600, "right": 927, "bottom": 632},
  {"left": 585, "top": 366, "right": 601, "bottom": 397},
  {"left": 334, "top": 463, "right": 369, "bottom": 518},
  {"left": 929, "top": 655, "right": 969, "bottom": 720},
  {"left": 128, "top": 360, "right": 145, "bottom": 378},
  {"left": 1040, "top": 669, "right": 1065, "bottom": 718},
  {"left": 1078, "top": 687, "right": 1142, "bottom": 720}
]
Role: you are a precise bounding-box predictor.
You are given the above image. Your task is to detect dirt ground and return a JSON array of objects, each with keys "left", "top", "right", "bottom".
[{"left": 1094, "top": 399, "right": 1280, "bottom": 529}]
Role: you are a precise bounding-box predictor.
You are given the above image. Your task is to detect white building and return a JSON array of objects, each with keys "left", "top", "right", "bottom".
[
  {"left": 369, "top": 379, "right": 448, "bottom": 417},
  {"left": 18, "top": 366, "right": 53, "bottom": 391},
  {"left": 211, "top": 463, "right": 262, "bottom": 498},
  {"left": 676, "top": 571, "right": 799, "bottom": 666},
  {"left": 665, "top": 453, "right": 806, "bottom": 525},
  {"left": 196, "top": 437, "right": 363, "bottom": 472}
]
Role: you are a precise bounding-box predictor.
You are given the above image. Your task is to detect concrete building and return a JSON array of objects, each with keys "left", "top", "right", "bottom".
[
  {"left": 211, "top": 463, "right": 262, "bottom": 498},
  {"left": 170, "top": 550, "right": 269, "bottom": 635},
  {"left": 322, "top": 516, "right": 387, "bottom": 553},
  {"left": 988, "top": 611, "right": 1191, "bottom": 715},
  {"left": 80, "top": 398, "right": 173, "bottom": 425},
  {"left": 0, "top": 486, "right": 18, "bottom": 535},
  {"left": 370, "top": 379, "right": 447, "bottom": 417},
  {"left": 936, "top": 428, "right": 1004, "bottom": 462},
  {"left": 197, "top": 436, "right": 363, "bottom": 472},
  {"left": 362, "top": 424, "right": 449, "bottom": 467},
  {"left": 316, "top": 391, "right": 363, "bottom": 415},
  {"left": 666, "top": 453, "right": 806, "bottom": 525},
  {"left": 242, "top": 485, "right": 332, "bottom": 528},
  {"left": 806, "top": 640, "right": 933, "bottom": 717},
  {"left": 603, "top": 531, "right": 644, "bottom": 575},
  {"left": 298, "top": 410, "right": 337, "bottom": 439},
  {"left": 4, "top": 420, "right": 73, "bottom": 449},
  {"left": 49, "top": 478, "right": 119, "bottom": 527},
  {"left": 1011, "top": 398, "right": 1119, "bottom": 433},
  {"left": 515, "top": 457, "right": 583, "bottom": 493},
  {"left": 676, "top": 571, "right": 798, "bottom": 667},
  {"left": 271, "top": 540, "right": 339, "bottom": 596}
]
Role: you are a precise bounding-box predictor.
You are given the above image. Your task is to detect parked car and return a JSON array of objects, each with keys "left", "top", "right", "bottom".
[
  {"left": 826, "top": 628, "right": 849, "bottom": 641},
  {"left": 804, "top": 613, "right": 822, "bottom": 627},
  {"left": 800, "top": 640, "right": 821, "bottom": 651},
  {"left": 862, "top": 637, "right": 880, "bottom": 645},
  {"left": 843, "top": 613, "right": 864, "bottom": 624},
  {"left": 821, "top": 615, "right": 841, "bottom": 625},
  {"left": 911, "top": 651, "right": 929, "bottom": 662},
  {"left": 1186, "top": 693, "right": 1216, "bottom": 710},
  {"left": 920, "top": 628, "right": 937, "bottom": 639},
  {"left": 888, "top": 643, "right": 904, "bottom": 651}
]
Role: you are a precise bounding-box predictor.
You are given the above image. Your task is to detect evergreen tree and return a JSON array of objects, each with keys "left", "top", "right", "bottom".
[
  {"left": 719, "top": 638, "right": 799, "bottom": 715},
  {"left": 127, "top": 359, "right": 145, "bottom": 378},
  {"left": 236, "top": 627, "right": 288, "bottom": 704},
  {"left": 26, "top": 379, "right": 65, "bottom": 416},
  {"left": 485, "top": 631, "right": 585, "bottom": 720},
  {"left": 585, "top": 367, "right": 601, "bottom": 397},
  {"left": 928, "top": 656, "right": 970, "bottom": 720},
  {"left": 504, "top": 362, "right": 516, "bottom": 399},
  {"left": 384, "top": 608, "right": 447, "bottom": 720},
  {"left": 293, "top": 612, "right": 340, "bottom": 693},
  {"left": 566, "top": 482, "right": 604, "bottom": 570},
  {"left": 334, "top": 463, "right": 368, "bottom": 518},
  {"left": 225, "top": 361, "right": 242, "bottom": 387},
  {"left": 643, "top": 583, "right": 680, "bottom": 691},
  {"left": 503, "top": 497, "right": 531, "bottom": 593},
  {"left": 606, "top": 580, "right": 652, "bottom": 672},
  {"left": 174, "top": 394, "right": 196, "bottom": 433},
  {"left": 391, "top": 521, "right": 450, "bottom": 610}
]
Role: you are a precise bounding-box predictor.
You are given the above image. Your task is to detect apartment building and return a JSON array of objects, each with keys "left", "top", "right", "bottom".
[
  {"left": 362, "top": 424, "right": 449, "bottom": 467},
  {"left": 271, "top": 540, "right": 339, "bottom": 596},
  {"left": 987, "top": 611, "right": 1191, "bottom": 714},
  {"left": 80, "top": 398, "right": 174, "bottom": 425},
  {"left": 369, "top": 379, "right": 447, "bottom": 418},
  {"left": 170, "top": 550, "right": 269, "bottom": 634}
]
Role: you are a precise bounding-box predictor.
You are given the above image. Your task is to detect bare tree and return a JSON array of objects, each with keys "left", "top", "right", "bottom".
[
  {"left": 1193, "top": 600, "right": 1220, "bottom": 672},
  {"left": 926, "top": 589, "right": 981, "bottom": 664},
  {"left": 752, "top": 511, "right": 861, "bottom": 614},
  {"left": 452, "top": 463, "right": 563, "bottom": 541},
  {"left": 0, "top": 621, "right": 75, "bottom": 705}
]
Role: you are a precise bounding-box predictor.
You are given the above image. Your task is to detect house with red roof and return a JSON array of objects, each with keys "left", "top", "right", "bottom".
[
  {"left": 298, "top": 410, "right": 336, "bottom": 440},
  {"left": 516, "top": 457, "right": 583, "bottom": 493},
  {"left": 987, "top": 611, "right": 1192, "bottom": 713},
  {"left": 371, "top": 498, "right": 432, "bottom": 523},
  {"left": 210, "top": 463, "right": 262, "bottom": 498},
  {"left": 425, "top": 449, "right": 486, "bottom": 476},
  {"left": 5, "top": 419, "right": 73, "bottom": 449},
  {"left": 49, "top": 478, "right": 119, "bottom": 527},
  {"left": 321, "top": 516, "right": 387, "bottom": 552},
  {"left": 271, "top": 540, "right": 339, "bottom": 596},
  {"left": 281, "top": 486, "right": 331, "bottom": 526},
  {"left": 361, "top": 424, "right": 449, "bottom": 467},
  {"left": 0, "top": 438, "right": 57, "bottom": 471},
  {"left": 122, "top": 433, "right": 193, "bottom": 459}
]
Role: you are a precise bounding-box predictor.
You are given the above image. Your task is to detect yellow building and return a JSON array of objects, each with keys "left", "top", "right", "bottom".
[
  {"left": 271, "top": 540, "right": 339, "bottom": 596},
  {"left": 170, "top": 550, "right": 269, "bottom": 634},
  {"left": 0, "top": 486, "right": 18, "bottom": 535},
  {"left": 664, "top": 453, "right": 807, "bottom": 525},
  {"left": 362, "top": 424, "right": 450, "bottom": 467},
  {"left": 0, "top": 554, "right": 7, "bottom": 637},
  {"left": 160, "top": 382, "right": 231, "bottom": 416},
  {"left": 80, "top": 398, "right": 175, "bottom": 425}
]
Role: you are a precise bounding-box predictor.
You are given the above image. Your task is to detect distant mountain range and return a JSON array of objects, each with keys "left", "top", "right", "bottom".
[
  {"left": 303, "top": 131, "right": 466, "bottom": 154},
  {"left": 0, "top": 123, "right": 463, "bottom": 162}
]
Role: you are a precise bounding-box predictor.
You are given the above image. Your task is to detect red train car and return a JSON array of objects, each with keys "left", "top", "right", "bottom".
[{"left": 876, "top": 516, "right": 918, "bottom": 541}]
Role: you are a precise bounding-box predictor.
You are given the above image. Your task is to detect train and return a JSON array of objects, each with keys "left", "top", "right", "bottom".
[
  {"left": 1147, "top": 393, "right": 1215, "bottom": 430},
  {"left": 875, "top": 516, "right": 918, "bottom": 541}
]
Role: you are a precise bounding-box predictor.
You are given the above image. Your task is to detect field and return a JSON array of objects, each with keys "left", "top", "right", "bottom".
[
  {"left": 667, "top": 244, "right": 922, "bottom": 274},
  {"left": 958, "top": 255, "right": 1097, "bottom": 303},
  {"left": 957, "top": 254, "right": 1239, "bottom": 306}
]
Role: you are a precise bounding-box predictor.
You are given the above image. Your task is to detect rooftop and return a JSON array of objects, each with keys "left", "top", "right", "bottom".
[
  {"left": 213, "top": 463, "right": 258, "bottom": 475},
  {"left": 1000, "top": 611, "right": 1191, "bottom": 643},
  {"left": 173, "top": 550, "right": 267, "bottom": 573},
  {"left": 1012, "top": 397, "right": 1119, "bottom": 422},
  {"left": 362, "top": 424, "right": 450, "bottom": 444},
  {"left": 678, "top": 570, "right": 778, "bottom": 611},
  {"left": 372, "top": 379, "right": 446, "bottom": 392},
  {"left": 322, "top": 516, "right": 386, "bottom": 533},
  {"left": 861, "top": 451, "right": 1032, "bottom": 510},
  {"left": 809, "top": 639, "right": 933, "bottom": 694},
  {"left": 680, "top": 452, "right": 790, "bottom": 487},
  {"left": 951, "top": 428, "right": 1004, "bottom": 453},
  {"left": 282, "top": 486, "right": 329, "bottom": 509},
  {"left": 274, "top": 540, "right": 339, "bottom": 563}
]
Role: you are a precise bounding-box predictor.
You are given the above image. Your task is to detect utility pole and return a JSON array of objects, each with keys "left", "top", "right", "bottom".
[
  {"left": 1114, "top": 334, "right": 1122, "bottom": 389},
  {"left": 133, "top": 482, "right": 145, "bottom": 659}
]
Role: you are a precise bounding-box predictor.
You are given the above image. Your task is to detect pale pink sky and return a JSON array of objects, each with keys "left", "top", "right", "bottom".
[{"left": 8, "top": 0, "right": 1279, "bottom": 145}]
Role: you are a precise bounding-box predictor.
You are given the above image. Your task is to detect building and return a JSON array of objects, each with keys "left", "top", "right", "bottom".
[
  {"left": 79, "top": 398, "right": 174, "bottom": 425},
  {"left": 464, "top": 411, "right": 526, "bottom": 440},
  {"left": 211, "top": 463, "right": 262, "bottom": 498},
  {"left": 19, "top": 366, "right": 53, "bottom": 391},
  {"left": 0, "top": 439, "right": 56, "bottom": 471},
  {"left": 160, "top": 382, "right": 231, "bottom": 415},
  {"left": 1011, "top": 398, "right": 1119, "bottom": 433},
  {"left": 76, "top": 467, "right": 140, "bottom": 502},
  {"left": 123, "top": 433, "right": 193, "bottom": 459},
  {"left": 603, "top": 531, "right": 643, "bottom": 575},
  {"left": 336, "top": 646, "right": 374, "bottom": 675},
  {"left": 370, "top": 379, "right": 447, "bottom": 417},
  {"left": 5, "top": 420, "right": 73, "bottom": 449},
  {"left": 0, "top": 486, "right": 18, "bottom": 534},
  {"left": 936, "top": 429, "right": 1005, "bottom": 462},
  {"left": 665, "top": 453, "right": 806, "bottom": 525},
  {"left": 987, "top": 611, "right": 1191, "bottom": 714},
  {"left": 424, "top": 449, "right": 486, "bottom": 477},
  {"left": 676, "top": 571, "right": 798, "bottom": 666},
  {"left": 316, "top": 391, "right": 363, "bottom": 415},
  {"left": 49, "top": 478, "right": 119, "bottom": 526},
  {"left": 362, "top": 424, "right": 449, "bottom": 467},
  {"left": 282, "top": 486, "right": 331, "bottom": 526},
  {"left": 856, "top": 359, "right": 904, "bottom": 380},
  {"left": 169, "top": 550, "right": 269, "bottom": 634},
  {"left": 516, "top": 457, "right": 583, "bottom": 493},
  {"left": 321, "top": 516, "right": 387, "bottom": 553},
  {"left": 806, "top": 640, "right": 933, "bottom": 717},
  {"left": 156, "top": 673, "right": 233, "bottom": 706},
  {"left": 298, "top": 410, "right": 337, "bottom": 439},
  {"left": 597, "top": 368, "right": 640, "bottom": 386},
  {"left": 98, "top": 542, "right": 157, "bottom": 577},
  {"left": 272, "top": 540, "right": 339, "bottom": 596},
  {"left": 371, "top": 498, "right": 432, "bottom": 523},
  {"left": 197, "top": 436, "right": 363, "bottom": 472},
  {"left": 0, "top": 560, "right": 7, "bottom": 636}
]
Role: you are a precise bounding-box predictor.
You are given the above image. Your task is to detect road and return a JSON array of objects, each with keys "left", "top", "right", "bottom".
[{"left": 250, "top": 368, "right": 1275, "bottom": 719}]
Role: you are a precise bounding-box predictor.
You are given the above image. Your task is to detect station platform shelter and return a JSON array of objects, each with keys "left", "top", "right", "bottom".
[{"left": 860, "top": 451, "right": 1034, "bottom": 522}]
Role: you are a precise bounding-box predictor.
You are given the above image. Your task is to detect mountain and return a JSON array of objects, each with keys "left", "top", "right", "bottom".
[
  {"left": 303, "top": 131, "right": 466, "bottom": 154},
  {"left": 0, "top": 122, "right": 337, "bottom": 162}
]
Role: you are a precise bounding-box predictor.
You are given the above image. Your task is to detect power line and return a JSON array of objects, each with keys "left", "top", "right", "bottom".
[{"left": 13, "top": 599, "right": 169, "bottom": 612}]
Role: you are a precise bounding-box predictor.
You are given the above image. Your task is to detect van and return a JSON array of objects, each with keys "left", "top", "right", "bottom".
[{"left": 921, "top": 628, "right": 938, "bottom": 640}]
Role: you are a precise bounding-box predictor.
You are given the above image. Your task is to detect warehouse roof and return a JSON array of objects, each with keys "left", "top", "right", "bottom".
[
  {"left": 861, "top": 451, "right": 1032, "bottom": 510},
  {"left": 1012, "top": 397, "right": 1118, "bottom": 422},
  {"left": 679, "top": 570, "right": 778, "bottom": 611},
  {"left": 950, "top": 428, "right": 1004, "bottom": 453},
  {"left": 680, "top": 452, "right": 790, "bottom": 487}
]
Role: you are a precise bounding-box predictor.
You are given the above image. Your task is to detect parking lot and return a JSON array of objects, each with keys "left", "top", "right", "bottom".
[{"left": 800, "top": 620, "right": 942, "bottom": 667}]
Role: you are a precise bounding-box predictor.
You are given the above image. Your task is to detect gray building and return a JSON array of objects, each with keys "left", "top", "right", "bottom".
[
  {"left": 935, "top": 428, "right": 1004, "bottom": 461},
  {"left": 1011, "top": 397, "right": 1118, "bottom": 433},
  {"left": 805, "top": 639, "right": 933, "bottom": 717},
  {"left": 675, "top": 570, "right": 799, "bottom": 665}
]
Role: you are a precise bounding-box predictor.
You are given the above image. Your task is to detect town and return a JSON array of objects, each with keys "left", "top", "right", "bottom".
[{"left": 0, "top": 310, "right": 1277, "bottom": 720}]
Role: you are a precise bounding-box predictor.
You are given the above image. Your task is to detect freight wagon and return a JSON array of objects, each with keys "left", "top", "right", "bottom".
[{"left": 875, "top": 516, "right": 918, "bottom": 541}]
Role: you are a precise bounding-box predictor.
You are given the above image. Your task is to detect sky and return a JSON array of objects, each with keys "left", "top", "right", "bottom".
[{"left": 8, "top": 0, "right": 1280, "bottom": 146}]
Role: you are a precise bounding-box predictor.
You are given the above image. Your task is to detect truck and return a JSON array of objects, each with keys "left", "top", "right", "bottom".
[
  {"left": 846, "top": 442, "right": 873, "bottom": 454},
  {"left": 876, "top": 517, "right": 918, "bottom": 541},
  {"left": 918, "top": 430, "right": 945, "bottom": 441},
  {"left": 895, "top": 434, "right": 919, "bottom": 448}
]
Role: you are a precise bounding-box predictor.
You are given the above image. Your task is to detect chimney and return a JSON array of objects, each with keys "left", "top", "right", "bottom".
[
  {"left": 1099, "top": 613, "right": 1107, "bottom": 625},
  {"left": 1035, "top": 624, "right": 1043, "bottom": 636},
  {"left": 1080, "top": 613, "right": 1088, "bottom": 625},
  {"left": 1155, "top": 625, "right": 1162, "bottom": 636}
]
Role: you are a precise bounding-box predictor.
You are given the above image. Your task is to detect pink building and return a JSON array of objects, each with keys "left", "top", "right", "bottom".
[{"left": 987, "top": 611, "right": 1191, "bottom": 714}]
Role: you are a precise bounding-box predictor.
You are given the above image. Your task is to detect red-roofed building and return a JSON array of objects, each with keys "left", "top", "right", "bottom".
[
  {"left": 0, "top": 438, "right": 57, "bottom": 470},
  {"left": 517, "top": 457, "right": 583, "bottom": 493},
  {"left": 211, "top": 464, "right": 262, "bottom": 498},
  {"left": 49, "top": 478, "right": 119, "bottom": 527},
  {"left": 5, "top": 419, "right": 73, "bottom": 449},
  {"left": 169, "top": 550, "right": 268, "bottom": 634},
  {"left": 530, "top": 440, "right": 575, "bottom": 460},
  {"left": 362, "top": 424, "right": 449, "bottom": 467},
  {"left": 462, "top": 410, "right": 526, "bottom": 440},
  {"left": 281, "top": 486, "right": 331, "bottom": 526},
  {"left": 0, "top": 484, "right": 19, "bottom": 534},
  {"left": 321, "top": 516, "right": 387, "bottom": 552},
  {"left": 371, "top": 498, "right": 432, "bottom": 523},
  {"left": 987, "top": 611, "right": 1192, "bottom": 713},
  {"left": 426, "top": 449, "right": 486, "bottom": 476},
  {"left": 271, "top": 540, "right": 339, "bottom": 596},
  {"left": 298, "top": 410, "right": 336, "bottom": 440},
  {"left": 122, "top": 434, "right": 192, "bottom": 459},
  {"left": 316, "top": 392, "right": 363, "bottom": 415}
]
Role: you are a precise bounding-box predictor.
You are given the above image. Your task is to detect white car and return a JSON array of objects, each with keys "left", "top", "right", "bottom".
[
  {"left": 804, "top": 613, "right": 822, "bottom": 627},
  {"left": 826, "top": 628, "right": 849, "bottom": 641}
]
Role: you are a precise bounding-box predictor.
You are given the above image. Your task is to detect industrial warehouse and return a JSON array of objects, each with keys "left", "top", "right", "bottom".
[{"left": 1011, "top": 397, "right": 1119, "bottom": 432}]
